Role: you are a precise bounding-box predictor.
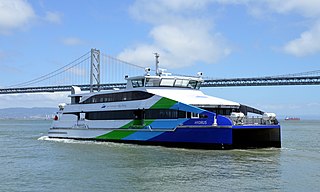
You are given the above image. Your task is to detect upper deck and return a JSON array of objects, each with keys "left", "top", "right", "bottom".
[{"left": 125, "top": 73, "right": 204, "bottom": 90}]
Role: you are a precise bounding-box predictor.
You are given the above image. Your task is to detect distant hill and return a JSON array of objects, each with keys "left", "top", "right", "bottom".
[{"left": 0, "top": 107, "right": 57, "bottom": 119}]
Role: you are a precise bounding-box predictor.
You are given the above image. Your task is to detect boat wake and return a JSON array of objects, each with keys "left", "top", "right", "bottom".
[
  {"left": 38, "top": 136, "right": 104, "bottom": 145},
  {"left": 37, "top": 136, "right": 147, "bottom": 148}
]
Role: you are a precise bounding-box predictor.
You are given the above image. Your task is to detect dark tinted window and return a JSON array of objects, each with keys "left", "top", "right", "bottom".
[
  {"left": 188, "top": 80, "right": 198, "bottom": 89},
  {"left": 145, "top": 109, "right": 188, "bottom": 119},
  {"left": 202, "top": 108, "right": 232, "bottom": 115},
  {"left": 85, "top": 110, "right": 135, "bottom": 120},
  {"left": 82, "top": 91, "right": 154, "bottom": 104},
  {"left": 132, "top": 79, "right": 144, "bottom": 88},
  {"left": 199, "top": 114, "right": 208, "bottom": 118},
  {"left": 83, "top": 109, "right": 189, "bottom": 120}
]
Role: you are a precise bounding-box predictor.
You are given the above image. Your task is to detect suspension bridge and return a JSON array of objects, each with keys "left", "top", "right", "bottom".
[{"left": 0, "top": 48, "right": 319, "bottom": 94}]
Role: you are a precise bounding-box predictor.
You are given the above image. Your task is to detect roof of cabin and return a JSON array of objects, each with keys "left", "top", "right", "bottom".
[{"left": 146, "top": 88, "right": 240, "bottom": 107}]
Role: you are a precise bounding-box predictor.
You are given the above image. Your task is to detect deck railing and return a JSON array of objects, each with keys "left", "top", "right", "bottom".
[{"left": 227, "top": 116, "right": 278, "bottom": 125}]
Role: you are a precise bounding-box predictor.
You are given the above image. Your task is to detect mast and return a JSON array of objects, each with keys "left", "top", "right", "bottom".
[{"left": 154, "top": 53, "right": 160, "bottom": 76}]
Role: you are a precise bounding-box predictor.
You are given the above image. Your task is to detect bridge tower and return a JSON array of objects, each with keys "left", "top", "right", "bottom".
[{"left": 90, "top": 48, "right": 100, "bottom": 92}]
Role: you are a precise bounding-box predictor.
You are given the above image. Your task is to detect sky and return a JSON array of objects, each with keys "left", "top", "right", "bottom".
[{"left": 0, "top": 0, "right": 320, "bottom": 119}]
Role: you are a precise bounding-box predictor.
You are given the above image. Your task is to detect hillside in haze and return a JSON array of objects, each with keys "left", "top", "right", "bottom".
[{"left": 0, "top": 107, "right": 57, "bottom": 119}]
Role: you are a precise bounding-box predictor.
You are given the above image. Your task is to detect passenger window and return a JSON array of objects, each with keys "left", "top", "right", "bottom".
[
  {"left": 191, "top": 112, "right": 199, "bottom": 119},
  {"left": 178, "top": 110, "right": 187, "bottom": 118},
  {"left": 199, "top": 114, "right": 208, "bottom": 119}
]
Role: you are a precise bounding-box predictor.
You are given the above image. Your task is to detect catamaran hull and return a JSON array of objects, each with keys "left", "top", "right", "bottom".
[{"left": 48, "top": 125, "right": 281, "bottom": 149}]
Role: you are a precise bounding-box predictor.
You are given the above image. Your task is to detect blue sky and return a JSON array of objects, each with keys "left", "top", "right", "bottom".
[{"left": 0, "top": 0, "right": 320, "bottom": 119}]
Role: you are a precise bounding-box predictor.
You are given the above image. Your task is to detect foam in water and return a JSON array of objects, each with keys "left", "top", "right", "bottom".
[{"left": 37, "top": 135, "right": 142, "bottom": 148}]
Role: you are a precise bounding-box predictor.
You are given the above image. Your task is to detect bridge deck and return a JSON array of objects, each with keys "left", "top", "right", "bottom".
[{"left": 0, "top": 76, "right": 319, "bottom": 94}]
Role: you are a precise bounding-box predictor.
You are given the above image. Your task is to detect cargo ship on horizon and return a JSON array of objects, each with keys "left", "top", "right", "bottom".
[{"left": 285, "top": 117, "right": 300, "bottom": 121}]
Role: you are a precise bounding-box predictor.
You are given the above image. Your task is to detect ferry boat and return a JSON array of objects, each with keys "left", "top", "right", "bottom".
[{"left": 49, "top": 57, "right": 281, "bottom": 149}]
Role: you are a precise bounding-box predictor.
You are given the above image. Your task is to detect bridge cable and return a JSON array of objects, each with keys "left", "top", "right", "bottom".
[{"left": 8, "top": 51, "right": 90, "bottom": 88}]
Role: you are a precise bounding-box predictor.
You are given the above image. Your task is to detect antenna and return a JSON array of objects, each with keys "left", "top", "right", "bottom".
[{"left": 154, "top": 53, "right": 160, "bottom": 76}]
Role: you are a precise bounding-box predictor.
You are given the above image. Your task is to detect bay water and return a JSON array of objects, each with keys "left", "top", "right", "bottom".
[{"left": 0, "top": 119, "right": 319, "bottom": 192}]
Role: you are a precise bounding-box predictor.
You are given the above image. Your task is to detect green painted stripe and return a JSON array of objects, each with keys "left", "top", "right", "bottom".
[
  {"left": 96, "top": 130, "right": 136, "bottom": 140},
  {"left": 150, "top": 97, "right": 177, "bottom": 109},
  {"left": 96, "top": 96, "right": 176, "bottom": 140},
  {"left": 120, "top": 119, "right": 155, "bottom": 129},
  {"left": 96, "top": 120, "right": 156, "bottom": 140}
]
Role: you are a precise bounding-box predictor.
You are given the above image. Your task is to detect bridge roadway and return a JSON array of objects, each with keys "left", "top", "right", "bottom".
[{"left": 0, "top": 75, "right": 319, "bottom": 94}]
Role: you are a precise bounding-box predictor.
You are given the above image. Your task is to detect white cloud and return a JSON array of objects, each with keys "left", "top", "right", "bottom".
[
  {"left": 0, "top": 0, "right": 62, "bottom": 34},
  {"left": 119, "top": 45, "right": 160, "bottom": 68},
  {"left": 216, "top": 0, "right": 320, "bottom": 57},
  {"left": 62, "top": 37, "right": 85, "bottom": 46},
  {"left": 0, "top": 0, "right": 36, "bottom": 34},
  {"left": 130, "top": 0, "right": 213, "bottom": 24},
  {"left": 44, "top": 11, "right": 62, "bottom": 24},
  {"left": 266, "top": 0, "right": 320, "bottom": 18},
  {"left": 119, "top": 0, "right": 231, "bottom": 69},
  {"left": 283, "top": 22, "right": 320, "bottom": 56},
  {"left": 265, "top": 1, "right": 320, "bottom": 56},
  {"left": 215, "top": 0, "right": 320, "bottom": 18}
]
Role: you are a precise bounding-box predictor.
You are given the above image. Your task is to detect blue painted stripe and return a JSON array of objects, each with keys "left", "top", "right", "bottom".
[
  {"left": 149, "top": 119, "right": 186, "bottom": 129},
  {"left": 171, "top": 102, "right": 204, "bottom": 114},
  {"left": 122, "top": 131, "right": 164, "bottom": 141},
  {"left": 148, "top": 127, "right": 233, "bottom": 144}
]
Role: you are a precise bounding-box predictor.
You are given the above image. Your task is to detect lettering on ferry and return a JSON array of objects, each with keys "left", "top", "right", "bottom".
[
  {"left": 104, "top": 104, "right": 127, "bottom": 108},
  {"left": 194, "top": 121, "right": 207, "bottom": 125}
]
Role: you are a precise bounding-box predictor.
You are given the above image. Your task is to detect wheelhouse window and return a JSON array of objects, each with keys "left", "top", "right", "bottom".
[
  {"left": 145, "top": 77, "right": 202, "bottom": 89},
  {"left": 160, "top": 79, "right": 175, "bottom": 87},
  {"left": 131, "top": 79, "right": 144, "bottom": 88},
  {"left": 188, "top": 80, "right": 198, "bottom": 89},
  {"left": 174, "top": 79, "right": 189, "bottom": 87},
  {"left": 195, "top": 82, "right": 202, "bottom": 89},
  {"left": 145, "top": 78, "right": 161, "bottom": 87}
]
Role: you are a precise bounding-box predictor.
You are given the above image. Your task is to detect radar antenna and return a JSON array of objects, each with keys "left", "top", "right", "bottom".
[{"left": 154, "top": 53, "right": 160, "bottom": 76}]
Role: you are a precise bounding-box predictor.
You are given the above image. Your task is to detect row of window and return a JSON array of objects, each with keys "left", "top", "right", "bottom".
[
  {"left": 203, "top": 108, "right": 234, "bottom": 116},
  {"left": 66, "top": 109, "right": 208, "bottom": 120},
  {"left": 82, "top": 91, "right": 154, "bottom": 104},
  {"left": 131, "top": 78, "right": 202, "bottom": 89}
]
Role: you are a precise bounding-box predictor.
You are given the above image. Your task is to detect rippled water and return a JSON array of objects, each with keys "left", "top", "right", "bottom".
[{"left": 0, "top": 120, "right": 319, "bottom": 192}]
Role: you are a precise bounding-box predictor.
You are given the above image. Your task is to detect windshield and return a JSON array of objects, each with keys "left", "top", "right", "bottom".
[
  {"left": 145, "top": 78, "right": 161, "bottom": 87},
  {"left": 145, "top": 77, "right": 201, "bottom": 89},
  {"left": 131, "top": 79, "right": 144, "bottom": 88}
]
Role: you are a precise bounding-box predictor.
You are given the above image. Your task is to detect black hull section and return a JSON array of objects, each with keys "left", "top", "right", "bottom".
[{"left": 232, "top": 128, "right": 281, "bottom": 148}]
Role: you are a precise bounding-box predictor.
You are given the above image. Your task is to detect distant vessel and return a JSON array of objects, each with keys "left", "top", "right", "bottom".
[
  {"left": 49, "top": 54, "right": 281, "bottom": 149},
  {"left": 285, "top": 117, "right": 300, "bottom": 121}
]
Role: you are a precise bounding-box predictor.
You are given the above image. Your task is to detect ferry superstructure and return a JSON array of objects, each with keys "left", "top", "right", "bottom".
[{"left": 49, "top": 61, "right": 281, "bottom": 149}]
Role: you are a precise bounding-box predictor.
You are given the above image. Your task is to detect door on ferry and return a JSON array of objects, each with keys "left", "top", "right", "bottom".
[{"left": 133, "top": 110, "right": 144, "bottom": 126}]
